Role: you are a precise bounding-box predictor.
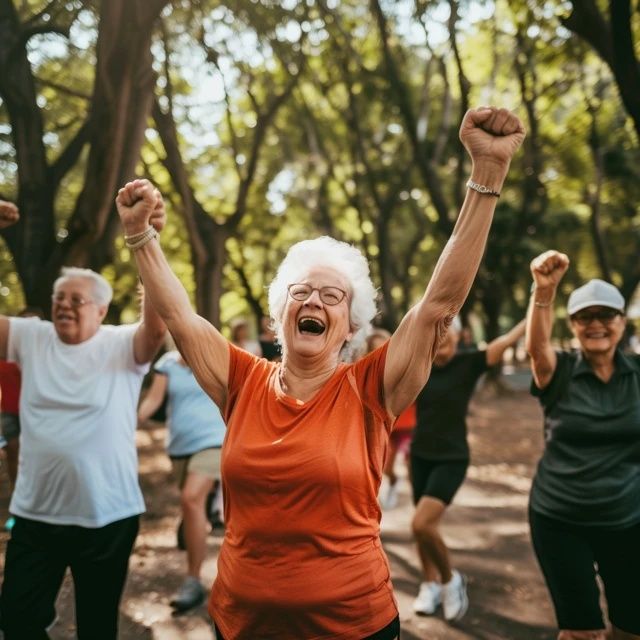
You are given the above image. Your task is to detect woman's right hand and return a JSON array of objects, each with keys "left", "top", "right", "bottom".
[
  {"left": 116, "top": 179, "right": 164, "bottom": 236},
  {"left": 530, "top": 250, "right": 570, "bottom": 291}
]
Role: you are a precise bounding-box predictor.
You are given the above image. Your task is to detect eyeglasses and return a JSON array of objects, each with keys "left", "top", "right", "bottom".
[
  {"left": 570, "top": 309, "right": 623, "bottom": 326},
  {"left": 287, "top": 283, "right": 347, "bottom": 306},
  {"left": 51, "top": 293, "right": 93, "bottom": 309}
]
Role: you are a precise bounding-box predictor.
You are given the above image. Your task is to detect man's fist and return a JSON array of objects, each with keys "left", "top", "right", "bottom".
[
  {"left": 0, "top": 200, "right": 19, "bottom": 230},
  {"left": 530, "top": 250, "right": 570, "bottom": 291}
]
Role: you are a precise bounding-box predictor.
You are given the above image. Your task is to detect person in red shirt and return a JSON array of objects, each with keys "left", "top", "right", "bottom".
[{"left": 116, "top": 106, "right": 525, "bottom": 639}]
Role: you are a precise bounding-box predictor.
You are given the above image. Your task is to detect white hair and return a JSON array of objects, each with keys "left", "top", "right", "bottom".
[
  {"left": 53, "top": 267, "right": 113, "bottom": 307},
  {"left": 268, "top": 236, "right": 378, "bottom": 359}
]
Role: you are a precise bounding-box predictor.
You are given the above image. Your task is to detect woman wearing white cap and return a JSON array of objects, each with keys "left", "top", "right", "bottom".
[{"left": 526, "top": 250, "right": 640, "bottom": 640}]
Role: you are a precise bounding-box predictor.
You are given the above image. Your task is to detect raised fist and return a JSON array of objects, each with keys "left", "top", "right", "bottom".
[
  {"left": 0, "top": 200, "right": 19, "bottom": 230},
  {"left": 116, "top": 179, "right": 166, "bottom": 235},
  {"left": 530, "top": 250, "right": 570, "bottom": 291},
  {"left": 459, "top": 107, "right": 526, "bottom": 169}
]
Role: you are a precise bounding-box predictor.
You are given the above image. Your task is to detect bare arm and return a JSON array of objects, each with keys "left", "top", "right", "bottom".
[
  {"left": 116, "top": 180, "right": 229, "bottom": 408},
  {"left": 133, "top": 284, "right": 167, "bottom": 365},
  {"left": 525, "top": 250, "right": 569, "bottom": 389},
  {"left": 485, "top": 318, "right": 526, "bottom": 367},
  {"left": 137, "top": 373, "right": 168, "bottom": 423},
  {"left": 384, "top": 107, "right": 526, "bottom": 416}
]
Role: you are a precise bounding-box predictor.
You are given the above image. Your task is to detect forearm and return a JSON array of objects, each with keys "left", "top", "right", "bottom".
[
  {"left": 133, "top": 237, "right": 195, "bottom": 330},
  {"left": 526, "top": 286, "right": 557, "bottom": 387},
  {"left": 420, "top": 163, "right": 508, "bottom": 322},
  {"left": 138, "top": 396, "right": 161, "bottom": 423}
]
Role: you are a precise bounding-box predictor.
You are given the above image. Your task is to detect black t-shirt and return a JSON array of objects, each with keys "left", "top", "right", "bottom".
[
  {"left": 259, "top": 339, "right": 281, "bottom": 361},
  {"left": 530, "top": 349, "right": 640, "bottom": 528},
  {"left": 411, "top": 350, "right": 489, "bottom": 461}
]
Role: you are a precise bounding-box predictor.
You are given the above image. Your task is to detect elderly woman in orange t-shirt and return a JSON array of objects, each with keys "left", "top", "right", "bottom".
[{"left": 116, "top": 106, "right": 524, "bottom": 640}]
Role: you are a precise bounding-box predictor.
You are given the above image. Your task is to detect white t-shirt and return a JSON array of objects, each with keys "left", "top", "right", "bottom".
[{"left": 8, "top": 317, "right": 149, "bottom": 527}]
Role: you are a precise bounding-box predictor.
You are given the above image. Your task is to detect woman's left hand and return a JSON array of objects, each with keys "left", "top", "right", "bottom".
[{"left": 459, "top": 107, "right": 526, "bottom": 170}]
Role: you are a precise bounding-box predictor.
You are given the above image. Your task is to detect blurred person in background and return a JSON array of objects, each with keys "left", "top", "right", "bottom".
[
  {"left": 138, "top": 344, "right": 227, "bottom": 613},
  {"left": 230, "top": 318, "right": 262, "bottom": 356},
  {"left": 411, "top": 316, "right": 526, "bottom": 621},
  {"left": 0, "top": 307, "right": 43, "bottom": 533}
]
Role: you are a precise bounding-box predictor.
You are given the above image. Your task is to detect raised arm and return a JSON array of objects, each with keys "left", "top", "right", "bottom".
[
  {"left": 384, "top": 107, "right": 526, "bottom": 416},
  {"left": 137, "top": 372, "right": 168, "bottom": 423},
  {"left": 133, "top": 284, "right": 167, "bottom": 365},
  {"left": 526, "top": 250, "right": 569, "bottom": 390},
  {"left": 116, "top": 180, "right": 229, "bottom": 408},
  {"left": 0, "top": 201, "right": 21, "bottom": 360},
  {"left": 485, "top": 318, "right": 526, "bottom": 367}
]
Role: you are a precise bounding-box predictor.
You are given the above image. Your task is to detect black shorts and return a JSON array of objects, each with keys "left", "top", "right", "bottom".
[
  {"left": 214, "top": 615, "right": 399, "bottom": 640},
  {"left": 409, "top": 456, "right": 468, "bottom": 506},
  {"left": 529, "top": 508, "right": 640, "bottom": 634}
]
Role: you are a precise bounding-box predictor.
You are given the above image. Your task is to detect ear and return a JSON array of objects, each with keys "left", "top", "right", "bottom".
[
  {"left": 345, "top": 330, "right": 353, "bottom": 342},
  {"left": 97, "top": 305, "right": 109, "bottom": 322}
]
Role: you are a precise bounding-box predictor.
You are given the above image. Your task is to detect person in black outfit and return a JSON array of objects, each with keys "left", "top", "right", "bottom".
[
  {"left": 526, "top": 250, "right": 640, "bottom": 640},
  {"left": 411, "top": 316, "right": 525, "bottom": 621}
]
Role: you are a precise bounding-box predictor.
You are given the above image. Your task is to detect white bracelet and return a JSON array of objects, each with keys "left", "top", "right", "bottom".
[
  {"left": 124, "top": 227, "right": 158, "bottom": 251},
  {"left": 466, "top": 179, "right": 501, "bottom": 198}
]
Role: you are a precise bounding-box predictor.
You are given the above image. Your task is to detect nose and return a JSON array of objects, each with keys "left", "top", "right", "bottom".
[{"left": 303, "top": 289, "right": 323, "bottom": 307}]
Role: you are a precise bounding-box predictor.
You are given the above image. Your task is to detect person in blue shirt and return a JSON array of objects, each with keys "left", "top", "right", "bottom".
[{"left": 138, "top": 349, "right": 226, "bottom": 612}]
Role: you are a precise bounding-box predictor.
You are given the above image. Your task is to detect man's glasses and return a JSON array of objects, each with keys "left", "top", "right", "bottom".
[
  {"left": 287, "top": 283, "right": 347, "bottom": 306},
  {"left": 570, "top": 309, "right": 623, "bottom": 326},
  {"left": 51, "top": 293, "right": 93, "bottom": 309}
]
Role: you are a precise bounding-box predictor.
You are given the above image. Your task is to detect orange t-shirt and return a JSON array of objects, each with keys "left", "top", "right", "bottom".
[{"left": 209, "top": 343, "right": 398, "bottom": 639}]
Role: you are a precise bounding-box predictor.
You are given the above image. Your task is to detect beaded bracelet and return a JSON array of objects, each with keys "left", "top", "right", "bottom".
[{"left": 124, "top": 226, "right": 158, "bottom": 251}]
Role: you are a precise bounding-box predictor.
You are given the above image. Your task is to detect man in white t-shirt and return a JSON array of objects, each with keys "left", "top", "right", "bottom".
[{"left": 0, "top": 199, "right": 166, "bottom": 639}]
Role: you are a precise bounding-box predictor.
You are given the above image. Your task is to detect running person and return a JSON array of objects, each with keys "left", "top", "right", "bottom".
[
  {"left": 411, "top": 317, "right": 525, "bottom": 620},
  {"left": 527, "top": 250, "right": 640, "bottom": 640}
]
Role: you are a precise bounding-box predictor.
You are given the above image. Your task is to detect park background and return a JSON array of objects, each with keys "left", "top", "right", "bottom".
[{"left": 0, "top": 1, "right": 638, "bottom": 638}]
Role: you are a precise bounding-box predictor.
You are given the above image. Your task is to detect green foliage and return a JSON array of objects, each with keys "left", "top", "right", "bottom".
[{"left": 1, "top": 0, "right": 639, "bottom": 331}]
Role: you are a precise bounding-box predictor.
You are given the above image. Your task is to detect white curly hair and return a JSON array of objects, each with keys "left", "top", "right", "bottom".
[{"left": 268, "top": 236, "right": 378, "bottom": 359}]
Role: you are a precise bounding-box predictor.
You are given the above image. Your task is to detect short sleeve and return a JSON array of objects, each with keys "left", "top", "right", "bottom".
[
  {"left": 471, "top": 349, "right": 490, "bottom": 376},
  {"left": 225, "top": 343, "right": 266, "bottom": 423},
  {"left": 350, "top": 341, "right": 392, "bottom": 428},
  {"left": 103, "top": 324, "right": 150, "bottom": 376},
  {"left": 530, "top": 350, "right": 573, "bottom": 410},
  {"left": 7, "top": 317, "right": 46, "bottom": 364},
  {"left": 154, "top": 350, "right": 179, "bottom": 375}
]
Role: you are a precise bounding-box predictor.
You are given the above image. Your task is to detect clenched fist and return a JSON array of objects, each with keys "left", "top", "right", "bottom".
[
  {"left": 115, "top": 179, "right": 166, "bottom": 236},
  {"left": 0, "top": 200, "right": 19, "bottom": 230},
  {"left": 530, "top": 250, "right": 570, "bottom": 292},
  {"left": 459, "top": 107, "right": 526, "bottom": 170}
]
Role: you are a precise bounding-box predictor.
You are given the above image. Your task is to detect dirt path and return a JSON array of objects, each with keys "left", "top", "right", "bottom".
[{"left": 0, "top": 381, "right": 558, "bottom": 639}]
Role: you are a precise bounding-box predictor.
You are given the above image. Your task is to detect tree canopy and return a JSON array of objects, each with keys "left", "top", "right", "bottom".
[{"left": 0, "top": 0, "right": 638, "bottom": 337}]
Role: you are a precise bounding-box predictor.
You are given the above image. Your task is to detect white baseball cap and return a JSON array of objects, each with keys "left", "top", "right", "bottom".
[{"left": 567, "top": 279, "right": 625, "bottom": 316}]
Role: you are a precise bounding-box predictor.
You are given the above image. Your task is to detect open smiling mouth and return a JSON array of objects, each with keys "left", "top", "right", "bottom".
[{"left": 298, "top": 317, "right": 326, "bottom": 335}]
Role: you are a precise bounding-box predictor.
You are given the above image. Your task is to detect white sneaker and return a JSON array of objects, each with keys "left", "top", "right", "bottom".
[
  {"left": 442, "top": 570, "right": 468, "bottom": 621},
  {"left": 381, "top": 482, "right": 399, "bottom": 510},
  {"left": 412, "top": 581, "right": 441, "bottom": 615}
]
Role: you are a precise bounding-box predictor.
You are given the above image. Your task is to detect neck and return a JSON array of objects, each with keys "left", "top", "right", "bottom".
[
  {"left": 583, "top": 349, "right": 616, "bottom": 381},
  {"left": 279, "top": 352, "right": 340, "bottom": 401}
]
